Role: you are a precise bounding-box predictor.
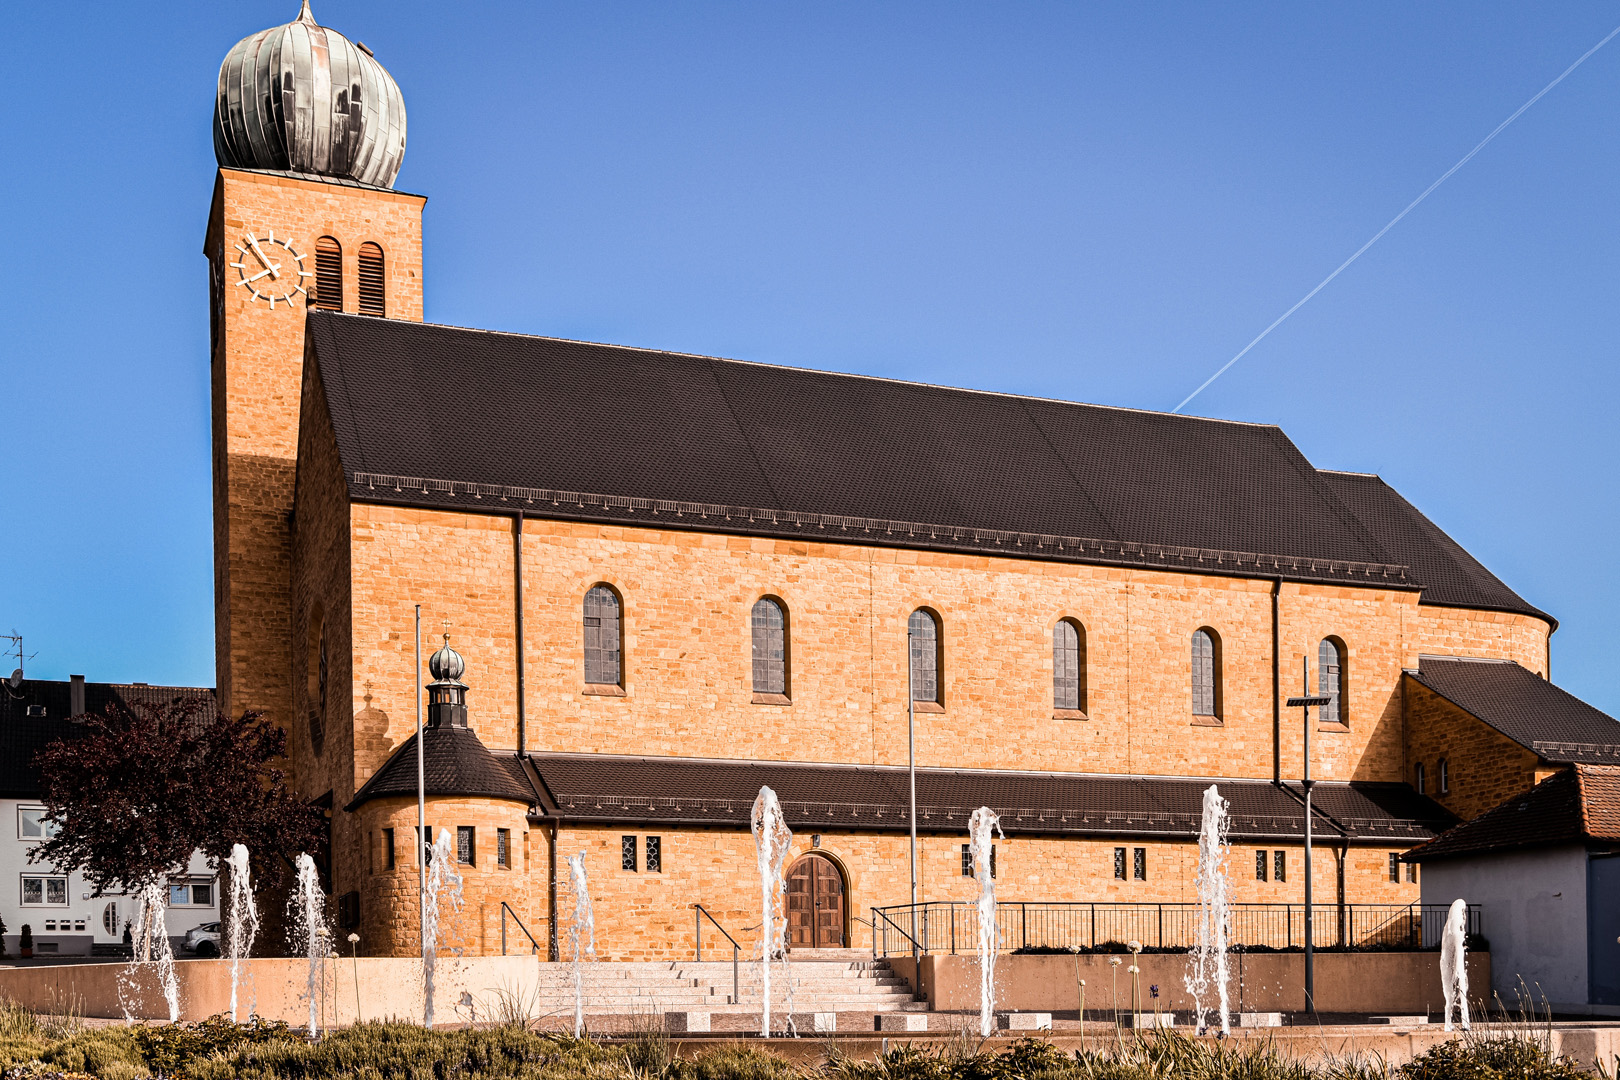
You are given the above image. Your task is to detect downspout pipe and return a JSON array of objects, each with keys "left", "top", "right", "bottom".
[{"left": 513, "top": 513, "right": 526, "bottom": 755}]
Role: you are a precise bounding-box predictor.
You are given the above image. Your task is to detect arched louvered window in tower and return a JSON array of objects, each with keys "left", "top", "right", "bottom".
[
  {"left": 1191, "top": 628, "right": 1221, "bottom": 719},
  {"left": 909, "top": 609, "right": 941, "bottom": 706},
  {"left": 1318, "top": 638, "right": 1345, "bottom": 724},
  {"left": 357, "top": 242, "right": 385, "bottom": 316},
  {"left": 312, "top": 236, "right": 343, "bottom": 311},
  {"left": 751, "top": 598, "right": 788, "bottom": 697},
  {"left": 1054, "top": 619, "right": 1087, "bottom": 714},
  {"left": 583, "top": 585, "right": 622, "bottom": 687}
]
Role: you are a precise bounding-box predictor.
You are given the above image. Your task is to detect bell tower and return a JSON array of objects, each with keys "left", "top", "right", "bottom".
[{"left": 204, "top": 1, "right": 425, "bottom": 737}]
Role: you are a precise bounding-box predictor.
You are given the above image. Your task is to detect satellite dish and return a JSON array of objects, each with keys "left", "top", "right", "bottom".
[{"left": 6, "top": 669, "right": 21, "bottom": 689}]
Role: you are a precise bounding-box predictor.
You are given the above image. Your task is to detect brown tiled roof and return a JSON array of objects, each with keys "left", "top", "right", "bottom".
[
  {"left": 0, "top": 679, "right": 216, "bottom": 799},
  {"left": 1405, "top": 765, "right": 1620, "bottom": 862},
  {"left": 304, "top": 312, "right": 1545, "bottom": 619},
  {"left": 346, "top": 724, "right": 537, "bottom": 810},
  {"left": 1406, "top": 658, "right": 1620, "bottom": 765},
  {"left": 526, "top": 752, "right": 1454, "bottom": 844}
]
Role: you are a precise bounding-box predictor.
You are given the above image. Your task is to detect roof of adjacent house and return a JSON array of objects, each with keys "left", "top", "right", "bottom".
[
  {"left": 524, "top": 752, "right": 1455, "bottom": 844},
  {"left": 346, "top": 723, "right": 537, "bottom": 811},
  {"left": 303, "top": 312, "right": 1547, "bottom": 622},
  {"left": 1406, "top": 657, "right": 1620, "bottom": 765},
  {"left": 1405, "top": 765, "right": 1620, "bottom": 862},
  {"left": 0, "top": 679, "right": 217, "bottom": 799}
]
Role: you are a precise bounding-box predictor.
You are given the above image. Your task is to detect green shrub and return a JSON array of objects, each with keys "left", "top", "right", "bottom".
[
  {"left": 1398, "top": 1036, "right": 1586, "bottom": 1080},
  {"left": 40, "top": 1026, "right": 147, "bottom": 1076},
  {"left": 671, "top": 1044, "right": 801, "bottom": 1080}
]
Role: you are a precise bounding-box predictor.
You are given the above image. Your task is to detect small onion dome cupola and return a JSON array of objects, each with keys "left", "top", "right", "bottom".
[
  {"left": 214, "top": 0, "right": 407, "bottom": 189},
  {"left": 426, "top": 635, "right": 468, "bottom": 729}
]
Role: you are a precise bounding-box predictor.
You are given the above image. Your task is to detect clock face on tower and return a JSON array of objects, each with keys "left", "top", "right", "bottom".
[{"left": 230, "top": 232, "right": 312, "bottom": 308}]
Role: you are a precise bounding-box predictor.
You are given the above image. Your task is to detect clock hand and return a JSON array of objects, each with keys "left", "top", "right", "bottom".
[
  {"left": 245, "top": 235, "right": 280, "bottom": 277},
  {"left": 245, "top": 263, "right": 282, "bottom": 284}
]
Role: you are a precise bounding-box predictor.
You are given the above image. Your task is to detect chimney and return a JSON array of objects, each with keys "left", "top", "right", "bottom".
[{"left": 69, "top": 674, "right": 85, "bottom": 717}]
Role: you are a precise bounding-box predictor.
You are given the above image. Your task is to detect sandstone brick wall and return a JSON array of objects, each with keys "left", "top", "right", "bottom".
[
  {"left": 207, "top": 168, "right": 424, "bottom": 738},
  {"left": 1402, "top": 678, "right": 1544, "bottom": 822}
]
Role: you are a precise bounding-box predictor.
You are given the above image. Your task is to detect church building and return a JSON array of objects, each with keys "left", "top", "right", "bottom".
[{"left": 206, "top": 4, "right": 1619, "bottom": 961}]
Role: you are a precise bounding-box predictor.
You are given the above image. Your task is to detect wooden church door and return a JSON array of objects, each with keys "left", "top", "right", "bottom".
[{"left": 786, "top": 852, "right": 845, "bottom": 948}]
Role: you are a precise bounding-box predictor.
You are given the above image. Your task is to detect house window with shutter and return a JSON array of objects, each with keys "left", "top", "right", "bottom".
[
  {"left": 312, "top": 236, "right": 343, "bottom": 311},
  {"left": 358, "top": 242, "right": 385, "bottom": 315},
  {"left": 1191, "top": 628, "right": 1221, "bottom": 720},
  {"left": 1054, "top": 619, "right": 1087, "bottom": 714},
  {"left": 909, "top": 609, "right": 941, "bottom": 706},
  {"left": 751, "top": 598, "right": 788, "bottom": 698},
  {"left": 584, "top": 585, "right": 622, "bottom": 688}
]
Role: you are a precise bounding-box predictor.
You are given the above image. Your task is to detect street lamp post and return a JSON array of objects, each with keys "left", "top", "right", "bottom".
[
  {"left": 1286, "top": 657, "right": 1330, "bottom": 1014},
  {"left": 907, "top": 625, "right": 919, "bottom": 964}
]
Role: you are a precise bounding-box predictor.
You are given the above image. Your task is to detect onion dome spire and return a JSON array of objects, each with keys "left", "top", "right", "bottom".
[
  {"left": 214, "top": 1, "right": 408, "bottom": 188},
  {"left": 426, "top": 634, "right": 468, "bottom": 729}
]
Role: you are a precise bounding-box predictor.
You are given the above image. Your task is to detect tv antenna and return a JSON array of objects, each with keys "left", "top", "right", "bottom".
[{"left": 2, "top": 631, "right": 35, "bottom": 695}]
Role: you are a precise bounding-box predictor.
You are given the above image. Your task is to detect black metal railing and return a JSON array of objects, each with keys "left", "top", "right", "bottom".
[
  {"left": 870, "top": 901, "right": 1482, "bottom": 957},
  {"left": 500, "top": 902, "right": 543, "bottom": 956},
  {"left": 693, "top": 904, "right": 741, "bottom": 1004}
]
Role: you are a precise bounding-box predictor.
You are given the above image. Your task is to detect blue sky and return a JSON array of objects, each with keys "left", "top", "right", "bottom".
[{"left": 3, "top": 3, "right": 1617, "bottom": 711}]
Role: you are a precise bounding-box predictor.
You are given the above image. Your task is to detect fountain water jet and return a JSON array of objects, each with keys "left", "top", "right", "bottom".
[
  {"left": 288, "top": 853, "right": 332, "bottom": 1036},
  {"left": 967, "top": 806, "right": 1003, "bottom": 1038},
  {"left": 752, "top": 786, "right": 795, "bottom": 1037},
  {"left": 1185, "top": 785, "right": 1232, "bottom": 1036},
  {"left": 119, "top": 880, "right": 179, "bottom": 1022},
  {"left": 1440, "top": 898, "right": 1470, "bottom": 1032},
  {"left": 422, "top": 827, "right": 465, "bottom": 1028},
  {"left": 564, "top": 852, "right": 596, "bottom": 1037},
  {"left": 225, "top": 844, "right": 260, "bottom": 1022}
]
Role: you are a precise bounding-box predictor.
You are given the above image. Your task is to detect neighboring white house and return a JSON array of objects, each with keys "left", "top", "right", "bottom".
[
  {"left": 0, "top": 676, "right": 221, "bottom": 958},
  {"left": 1409, "top": 763, "right": 1620, "bottom": 1016}
]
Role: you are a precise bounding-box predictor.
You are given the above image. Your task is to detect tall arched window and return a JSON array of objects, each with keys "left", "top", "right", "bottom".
[
  {"left": 583, "top": 585, "right": 622, "bottom": 687},
  {"left": 1318, "top": 638, "right": 1345, "bottom": 724},
  {"left": 908, "top": 609, "right": 940, "bottom": 706},
  {"left": 1415, "top": 762, "right": 1426, "bottom": 794},
  {"left": 1054, "top": 619, "right": 1087, "bottom": 714},
  {"left": 312, "top": 236, "right": 343, "bottom": 311},
  {"left": 751, "top": 598, "right": 788, "bottom": 697},
  {"left": 1438, "top": 758, "right": 1450, "bottom": 794},
  {"left": 1191, "top": 628, "right": 1221, "bottom": 719},
  {"left": 357, "top": 242, "right": 385, "bottom": 316}
]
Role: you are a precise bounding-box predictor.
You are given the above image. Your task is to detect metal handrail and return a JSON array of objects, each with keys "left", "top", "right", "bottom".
[
  {"left": 692, "top": 904, "right": 741, "bottom": 1005},
  {"left": 871, "top": 905, "right": 923, "bottom": 958},
  {"left": 501, "top": 902, "right": 542, "bottom": 956}
]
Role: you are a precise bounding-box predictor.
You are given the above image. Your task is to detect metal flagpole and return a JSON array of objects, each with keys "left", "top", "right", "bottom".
[
  {"left": 907, "top": 625, "right": 918, "bottom": 963},
  {"left": 415, "top": 606, "right": 426, "bottom": 968}
]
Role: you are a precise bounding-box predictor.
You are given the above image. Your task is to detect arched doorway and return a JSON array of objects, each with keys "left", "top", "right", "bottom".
[{"left": 786, "top": 852, "right": 846, "bottom": 948}]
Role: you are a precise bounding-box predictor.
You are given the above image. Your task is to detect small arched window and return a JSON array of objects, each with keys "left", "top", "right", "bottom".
[
  {"left": 357, "top": 242, "right": 385, "bottom": 316},
  {"left": 1415, "top": 762, "right": 1427, "bottom": 795},
  {"left": 583, "top": 585, "right": 622, "bottom": 687},
  {"left": 1438, "top": 758, "right": 1450, "bottom": 795},
  {"left": 312, "top": 236, "right": 343, "bottom": 311},
  {"left": 908, "top": 609, "right": 941, "bottom": 706},
  {"left": 751, "top": 598, "right": 788, "bottom": 697},
  {"left": 1191, "top": 628, "right": 1221, "bottom": 719},
  {"left": 1054, "top": 619, "right": 1087, "bottom": 714},
  {"left": 1318, "top": 638, "right": 1345, "bottom": 724}
]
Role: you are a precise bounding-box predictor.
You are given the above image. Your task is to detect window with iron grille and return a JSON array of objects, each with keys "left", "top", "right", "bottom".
[
  {"left": 621, "top": 835, "right": 637, "bottom": 871},
  {"left": 1389, "top": 853, "right": 1399, "bottom": 882},
  {"left": 357, "top": 242, "right": 385, "bottom": 316},
  {"left": 962, "top": 844, "right": 973, "bottom": 877},
  {"left": 909, "top": 609, "right": 940, "bottom": 704},
  {"left": 1133, "top": 848, "right": 1146, "bottom": 881},
  {"left": 312, "top": 236, "right": 343, "bottom": 311},
  {"left": 1274, "top": 850, "right": 1286, "bottom": 882},
  {"left": 457, "top": 826, "right": 474, "bottom": 865},
  {"left": 1318, "top": 638, "right": 1344, "bottom": 724},
  {"left": 646, "top": 836, "right": 662, "bottom": 873},
  {"left": 1191, "top": 629, "right": 1219, "bottom": 717},
  {"left": 1054, "top": 619, "right": 1086, "bottom": 712},
  {"left": 383, "top": 828, "right": 395, "bottom": 871},
  {"left": 1256, "top": 850, "right": 1268, "bottom": 881},
  {"left": 584, "top": 585, "right": 622, "bottom": 686},
  {"left": 497, "top": 828, "right": 510, "bottom": 868},
  {"left": 751, "top": 599, "right": 787, "bottom": 695},
  {"left": 1114, "top": 847, "right": 1126, "bottom": 880}
]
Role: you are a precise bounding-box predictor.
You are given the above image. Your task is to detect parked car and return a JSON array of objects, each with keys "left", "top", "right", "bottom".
[{"left": 184, "top": 921, "right": 221, "bottom": 957}]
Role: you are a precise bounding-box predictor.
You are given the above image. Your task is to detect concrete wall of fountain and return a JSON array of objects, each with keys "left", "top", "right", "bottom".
[
  {"left": 0, "top": 956, "right": 541, "bottom": 1024},
  {"left": 890, "top": 951, "right": 1492, "bottom": 1016}
]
